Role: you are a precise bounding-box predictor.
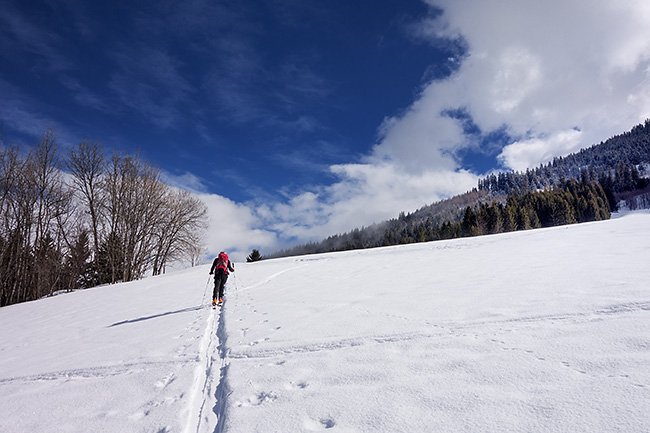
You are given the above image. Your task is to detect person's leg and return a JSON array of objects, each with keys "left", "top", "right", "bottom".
[
  {"left": 218, "top": 274, "right": 228, "bottom": 301},
  {"left": 212, "top": 273, "right": 221, "bottom": 303}
]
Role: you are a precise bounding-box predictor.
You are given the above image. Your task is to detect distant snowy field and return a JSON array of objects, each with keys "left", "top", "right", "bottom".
[{"left": 1, "top": 211, "right": 649, "bottom": 433}]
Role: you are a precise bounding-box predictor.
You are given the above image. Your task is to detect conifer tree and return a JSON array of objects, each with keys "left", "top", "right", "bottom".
[
  {"left": 461, "top": 206, "right": 479, "bottom": 237},
  {"left": 516, "top": 206, "right": 532, "bottom": 230},
  {"left": 246, "top": 249, "right": 262, "bottom": 262},
  {"left": 503, "top": 203, "right": 518, "bottom": 232},
  {"left": 66, "top": 230, "right": 94, "bottom": 291}
]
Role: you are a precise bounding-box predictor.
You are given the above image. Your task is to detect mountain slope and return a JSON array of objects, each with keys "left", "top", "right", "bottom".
[
  {"left": 1, "top": 212, "right": 650, "bottom": 432},
  {"left": 271, "top": 121, "right": 650, "bottom": 259}
]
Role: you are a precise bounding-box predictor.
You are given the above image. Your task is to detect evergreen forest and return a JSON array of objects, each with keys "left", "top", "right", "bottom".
[{"left": 268, "top": 121, "right": 650, "bottom": 259}]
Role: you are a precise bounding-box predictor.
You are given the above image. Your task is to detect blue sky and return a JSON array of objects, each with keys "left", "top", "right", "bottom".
[{"left": 2, "top": 0, "right": 650, "bottom": 259}]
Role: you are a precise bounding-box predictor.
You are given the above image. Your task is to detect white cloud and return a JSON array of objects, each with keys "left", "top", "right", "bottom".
[
  {"left": 400, "top": 0, "right": 650, "bottom": 172},
  {"left": 159, "top": 170, "right": 278, "bottom": 262},
  {"left": 323, "top": 163, "right": 477, "bottom": 232},
  {"left": 0, "top": 6, "right": 71, "bottom": 73},
  {"left": 371, "top": 81, "right": 467, "bottom": 173},
  {"left": 498, "top": 129, "right": 583, "bottom": 172},
  {"left": 491, "top": 47, "right": 542, "bottom": 114},
  {"left": 169, "top": 0, "right": 650, "bottom": 254},
  {"left": 261, "top": 0, "right": 650, "bottom": 246},
  {"left": 182, "top": 161, "right": 477, "bottom": 255},
  {"left": 160, "top": 170, "right": 209, "bottom": 194},
  {"left": 197, "top": 192, "right": 278, "bottom": 262},
  {"left": 0, "top": 79, "right": 79, "bottom": 147},
  {"left": 255, "top": 163, "right": 478, "bottom": 243}
]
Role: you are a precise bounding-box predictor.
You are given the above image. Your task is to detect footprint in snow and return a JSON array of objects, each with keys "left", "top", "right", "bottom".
[
  {"left": 284, "top": 381, "right": 309, "bottom": 390},
  {"left": 304, "top": 417, "right": 336, "bottom": 430},
  {"left": 154, "top": 373, "right": 175, "bottom": 390},
  {"left": 236, "top": 391, "right": 278, "bottom": 407},
  {"left": 248, "top": 337, "right": 270, "bottom": 346}
]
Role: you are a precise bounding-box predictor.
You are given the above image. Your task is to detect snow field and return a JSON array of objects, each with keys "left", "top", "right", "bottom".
[
  {"left": 222, "top": 213, "right": 650, "bottom": 432},
  {"left": 0, "top": 211, "right": 649, "bottom": 432},
  {"left": 0, "top": 267, "right": 217, "bottom": 433}
]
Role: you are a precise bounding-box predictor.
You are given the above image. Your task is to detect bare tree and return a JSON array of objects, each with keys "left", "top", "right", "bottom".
[
  {"left": 2, "top": 131, "right": 210, "bottom": 306},
  {"left": 30, "top": 130, "right": 71, "bottom": 297},
  {"left": 151, "top": 188, "right": 208, "bottom": 275},
  {"left": 101, "top": 154, "right": 166, "bottom": 282},
  {"left": 67, "top": 139, "right": 105, "bottom": 257},
  {"left": 187, "top": 231, "right": 207, "bottom": 268},
  {"left": 0, "top": 144, "right": 32, "bottom": 306},
  {"left": 0, "top": 130, "right": 71, "bottom": 305}
]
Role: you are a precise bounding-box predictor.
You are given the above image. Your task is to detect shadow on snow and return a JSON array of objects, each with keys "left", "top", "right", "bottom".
[{"left": 108, "top": 305, "right": 205, "bottom": 327}]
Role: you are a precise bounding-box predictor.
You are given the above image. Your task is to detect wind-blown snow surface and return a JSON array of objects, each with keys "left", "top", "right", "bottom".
[{"left": 1, "top": 212, "right": 650, "bottom": 432}]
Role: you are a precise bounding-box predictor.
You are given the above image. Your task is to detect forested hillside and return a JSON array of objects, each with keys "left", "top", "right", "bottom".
[
  {"left": 478, "top": 120, "right": 650, "bottom": 195},
  {"left": 269, "top": 121, "right": 650, "bottom": 259}
]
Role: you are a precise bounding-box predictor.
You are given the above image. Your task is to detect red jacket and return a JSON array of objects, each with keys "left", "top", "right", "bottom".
[{"left": 210, "top": 254, "right": 235, "bottom": 275}]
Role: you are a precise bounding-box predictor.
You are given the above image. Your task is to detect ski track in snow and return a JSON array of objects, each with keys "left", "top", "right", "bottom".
[
  {"left": 234, "top": 261, "right": 315, "bottom": 292},
  {"left": 227, "top": 301, "right": 650, "bottom": 390},
  {"left": 214, "top": 305, "right": 230, "bottom": 433},
  {"left": 228, "top": 300, "right": 650, "bottom": 357},
  {"left": 183, "top": 302, "right": 231, "bottom": 433},
  {"left": 0, "top": 359, "right": 192, "bottom": 385}
]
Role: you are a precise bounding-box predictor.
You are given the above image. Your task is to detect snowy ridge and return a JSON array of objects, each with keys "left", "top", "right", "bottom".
[{"left": 1, "top": 211, "right": 650, "bottom": 432}]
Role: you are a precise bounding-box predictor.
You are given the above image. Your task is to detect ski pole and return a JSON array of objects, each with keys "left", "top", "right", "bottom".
[
  {"left": 233, "top": 271, "right": 239, "bottom": 302},
  {"left": 202, "top": 275, "right": 210, "bottom": 304}
]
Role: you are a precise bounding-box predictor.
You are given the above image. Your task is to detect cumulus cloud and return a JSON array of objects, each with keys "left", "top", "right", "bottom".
[
  {"left": 394, "top": 0, "right": 650, "bottom": 172},
  {"left": 323, "top": 163, "right": 477, "bottom": 232},
  {"left": 498, "top": 129, "right": 583, "bottom": 172},
  {"left": 196, "top": 193, "right": 278, "bottom": 262},
  {"left": 257, "top": 0, "right": 650, "bottom": 247},
  {"left": 159, "top": 171, "right": 277, "bottom": 262},
  {"left": 255, "top": 163, "right": 477, "bottom": 243},
  {"left": 177, "top": 161, "right": 475, "bottom": 256}
]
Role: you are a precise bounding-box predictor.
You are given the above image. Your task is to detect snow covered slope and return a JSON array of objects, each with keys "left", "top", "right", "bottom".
[{"left": 1, "top": 212, "right": 649, "bottom": 432}]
